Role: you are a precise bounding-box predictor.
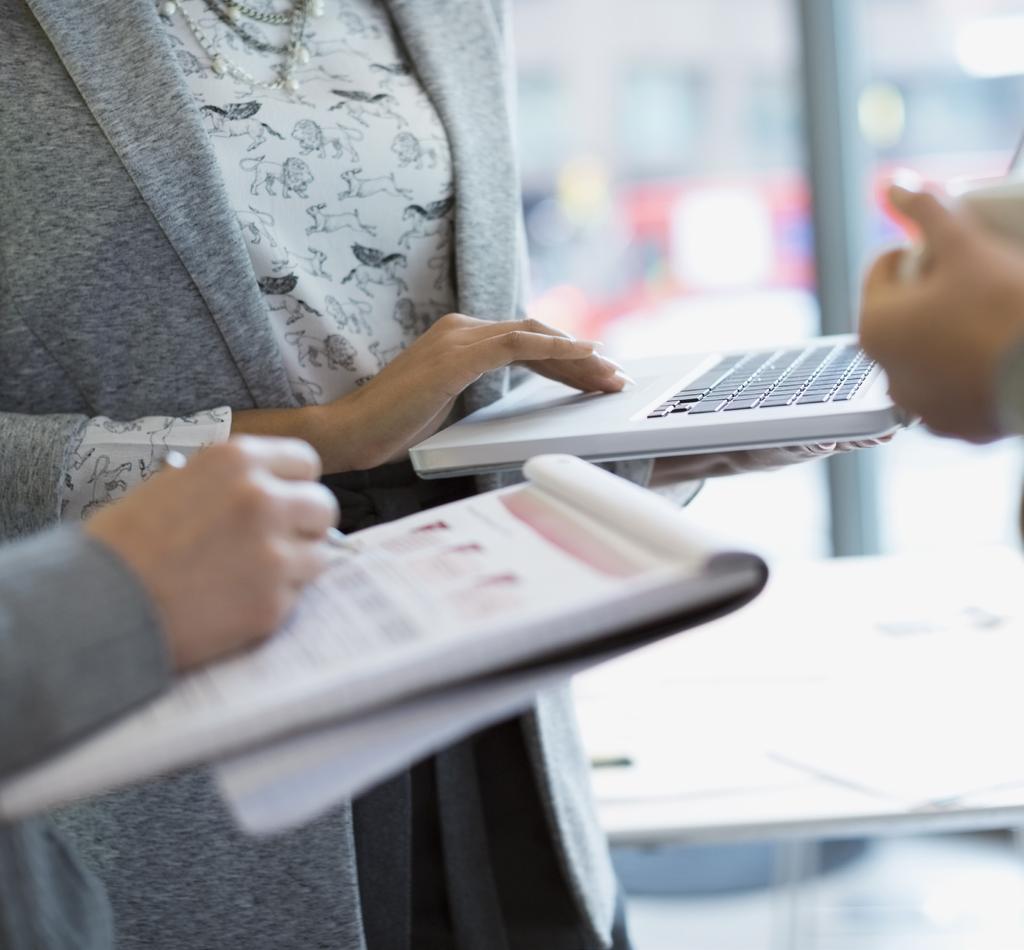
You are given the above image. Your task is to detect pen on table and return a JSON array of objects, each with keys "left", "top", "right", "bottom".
[{"left": 590, "top": 756, "right": 634, "bottom": 770}]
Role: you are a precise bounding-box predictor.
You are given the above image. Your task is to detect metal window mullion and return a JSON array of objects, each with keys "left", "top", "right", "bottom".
[{"left": 796, "top": 0, "right": 881, "bottom": 557}]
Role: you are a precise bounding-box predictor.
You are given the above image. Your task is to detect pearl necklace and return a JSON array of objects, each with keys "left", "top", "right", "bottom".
[{"left": 158, "top": 0, "right": 323, "bottom": 93}]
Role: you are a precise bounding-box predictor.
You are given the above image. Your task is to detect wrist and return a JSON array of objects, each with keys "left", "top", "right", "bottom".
[{"left": 303, "top": 398, "right": 377, "bottom": 473}]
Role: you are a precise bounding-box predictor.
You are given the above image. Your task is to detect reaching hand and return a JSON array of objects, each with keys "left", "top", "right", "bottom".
[
  {"left": 860, "top": 183, "right": 1024, "bottom": 442},
  {"left": 84, "top": 437, "right": 340, "bottom": 672},
  {"left": 301, "top": 314, "right": 627, "bottom": 471}
]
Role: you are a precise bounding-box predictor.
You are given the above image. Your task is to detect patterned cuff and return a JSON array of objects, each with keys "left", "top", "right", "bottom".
[{"left": 60, "top": 407, "right": 233, "bottom": 522}]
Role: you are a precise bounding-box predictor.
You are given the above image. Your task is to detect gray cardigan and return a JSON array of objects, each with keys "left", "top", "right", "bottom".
[
  {"left": 0, "top": 1, "right": 648, "bottom": 947},
  {"left": 0, "top": 529, "right": 169, "bottom": 950}
]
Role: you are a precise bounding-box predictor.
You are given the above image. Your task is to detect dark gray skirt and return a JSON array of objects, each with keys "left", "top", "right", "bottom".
[{"left": 323, "top": 464, "right": 632, "bottom": 950}]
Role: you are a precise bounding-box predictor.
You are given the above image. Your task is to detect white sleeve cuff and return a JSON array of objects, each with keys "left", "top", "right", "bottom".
[{"left": 59, "top": 407, "right": 233, "bottom": 522}]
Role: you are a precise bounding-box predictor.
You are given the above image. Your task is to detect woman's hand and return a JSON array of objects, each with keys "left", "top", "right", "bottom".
[
  {"left": 649, "top": 439, "right": 890, "bottom": 487},
  {"left": 234, "top": 314, "right": 626, "bottom": 472}
]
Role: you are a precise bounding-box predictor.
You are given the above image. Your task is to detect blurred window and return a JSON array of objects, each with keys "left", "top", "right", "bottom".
[
  {"left": 618, "top": 67, "right": 704, "bottom": 177},
  {"left": 517, "top": 71, "right": 570, "bottom": 184}
]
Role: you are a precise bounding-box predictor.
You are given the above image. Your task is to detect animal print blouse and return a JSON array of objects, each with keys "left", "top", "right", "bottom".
[{"left": 60, "top": 0, "right": 456, "bottom": 520}]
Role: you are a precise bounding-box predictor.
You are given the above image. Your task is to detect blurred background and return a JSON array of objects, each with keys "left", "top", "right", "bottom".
[
  {"left": 512, "top": 0, "right": 1024, "bottom": 562},
  {"left": 509, "top": 0, "right": 1024, "bottom": 945}
]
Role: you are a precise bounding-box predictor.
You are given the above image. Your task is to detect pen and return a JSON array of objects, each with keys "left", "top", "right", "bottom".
[{"left": 326, "top": 526, "right": 358, "bottom": 552}]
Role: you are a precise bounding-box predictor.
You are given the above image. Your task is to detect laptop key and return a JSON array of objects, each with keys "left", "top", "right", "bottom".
[
  {"left": 724, "top": 398, "right": 761, "bottom": 411},
  {"left": 760, "top": 396, "right": 796, "bottom": 407},
  {"left": 796, "top": 393, "right": 831, "bottom": 404},
  {"left": 688, "top": 401, "right": 727, "bottom": 414}
]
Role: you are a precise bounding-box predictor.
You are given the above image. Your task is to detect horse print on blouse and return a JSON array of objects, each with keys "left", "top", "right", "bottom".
[
  {"left": 305, "top": 203, "right": 377, "bottom": 238},
  {"left": 369, "top": 62, "right": 415, "bottom": 91},
  {"left": 270, "top": 247, "right": 333, "bottom": 280},
  {"left": 201, "top": 102, "right": 285, "bottom": 151},
  {"left": 391, "top": 132, "right": 440, "bottom": 170},
  {"left": 342, "top": 244, "right": 409, "bottom": 297},
  {"left": 79, "top": 456, "right": 134, "bottom": 519},
  {"left": 241, "top": 155, "right": 315, "bottom": 198},
  {"left": 237, "top": 206, "right": 278, "bottom": 247},
  {"left": 289, "top": 64, "right": 355, "bottom": 90},
  {"left": 285, "top": 329, "right": 359, "bottom": 372},
  {"left": 270, "top": 295, "right": 324, "bottom": 327},
  {"left": 338, "top": 167, "right": 413, "bottom": 201},
  {"left": 326, "top": 295, "right": 373, "bottom": 335},
  {"left": 291, "top": 119, "right": 363, "bottom": 162},
  {"left": 328, "top": 89, "right": 408, "bottom": 128},
  {"left": 398, "top": 197, "right": 454, "bottom": 250}
]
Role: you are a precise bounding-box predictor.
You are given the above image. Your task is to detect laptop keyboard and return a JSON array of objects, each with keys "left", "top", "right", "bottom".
[{"left": 647, "top": 343, "right": 877, "bottom": 420}]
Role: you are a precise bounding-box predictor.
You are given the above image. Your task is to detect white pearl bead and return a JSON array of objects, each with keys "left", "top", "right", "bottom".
[
  {"left": 297, "top": 46, "right": 311, "bottom": 65},
  {"left": 158, "top": 1, "right": 177, "bottom": 17},
  {"left": 284, "top": 76, "right": 301, "bottom": 93},
  {"left": 212, "top": 56, "right": 229, "bottom": 76},
  {"left": 225, "top": 5, "right": 242, "bottom": 22},
  {"left": 310, "top": 0, "right": 325, "bottom": 16}
]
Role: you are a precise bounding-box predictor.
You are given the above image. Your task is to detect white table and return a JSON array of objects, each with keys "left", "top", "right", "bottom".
[{"left": 574, "top": 547, "right": 1024, "bottom": 947}]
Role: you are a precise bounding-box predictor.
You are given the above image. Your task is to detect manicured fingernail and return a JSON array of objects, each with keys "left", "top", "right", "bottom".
[
  {"left": 600, "top": 355, "right": 626, "bottom": 371},
  {"left": 614, "top": 370, "right": 637, "bottom": 387}
]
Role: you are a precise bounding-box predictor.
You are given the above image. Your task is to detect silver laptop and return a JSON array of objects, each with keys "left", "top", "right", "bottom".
[{"left": 410, "top": 333, "right": 907, "bottom": 478}]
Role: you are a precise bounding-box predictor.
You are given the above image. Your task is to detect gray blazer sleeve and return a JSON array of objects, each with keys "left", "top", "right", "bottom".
[
  {"left": 0, "top": 527, "right": 171, "bottom": 779},
  {"left": 0, "top": 412, "right": 89, "bottom": 541}
]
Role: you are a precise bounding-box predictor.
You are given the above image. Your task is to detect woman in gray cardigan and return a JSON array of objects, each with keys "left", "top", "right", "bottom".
[
  {"left": 0, "top": 2, "right": 648, "bottom": 946},
  {"left": 1, "top": 1, "right": 839, "bottom": 947}
]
